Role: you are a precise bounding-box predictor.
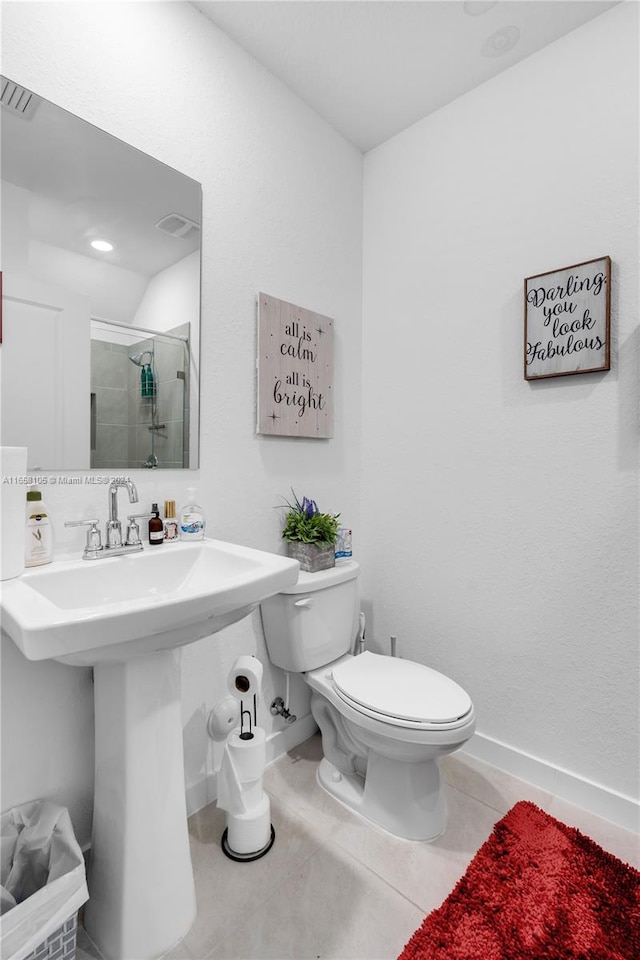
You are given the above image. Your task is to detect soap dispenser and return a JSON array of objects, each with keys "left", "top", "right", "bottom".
[
  {"left": 25, "top": 486, "right": 53, "bottom": 566},
  {"left": 179, "top": 488, "right": 206, "bottom": 541}
]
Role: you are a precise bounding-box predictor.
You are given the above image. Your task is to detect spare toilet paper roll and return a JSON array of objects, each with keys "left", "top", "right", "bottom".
[
  {"left": 226, "top": 726, "right": 266, "bottom": 782},
  {"left": 0, "top": 447, "right": 28, "bottom": 581},
  {"left": 228, "top": 655, "right": 263, "bottom": 700}
]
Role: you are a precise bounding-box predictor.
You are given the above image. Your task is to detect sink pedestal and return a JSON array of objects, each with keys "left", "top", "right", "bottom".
[{"left": 84, "top": 649, "right": 196, "bottom": 959}]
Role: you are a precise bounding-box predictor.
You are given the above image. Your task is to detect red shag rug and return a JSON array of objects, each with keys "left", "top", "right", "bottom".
[{"left": 398, "top": 800, "right": 640, "bottom": 960}]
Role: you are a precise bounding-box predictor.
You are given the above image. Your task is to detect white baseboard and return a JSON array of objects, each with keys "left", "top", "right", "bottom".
[
  {"left": 187, "top": 721, "right": 638, "bottom": 834},
  {"left": 185, "top": 712, "right": 318, "bottom": 818},
  {"left": 462, "top": 732, "right": 639, "bottom": 834},
  {"left": 185, "top": 775, "right": 213, "bottom": 820}
]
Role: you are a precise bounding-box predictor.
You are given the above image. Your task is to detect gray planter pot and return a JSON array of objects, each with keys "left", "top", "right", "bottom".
[{"left": 286, "top": 541, "right": 336, "bottom": 573}]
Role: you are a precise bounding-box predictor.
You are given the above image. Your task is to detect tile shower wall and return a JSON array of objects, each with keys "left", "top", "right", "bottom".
[
  {"left": 91, "top": 331, "right": 188, "bottom": 470},
  {"left": 90, "top": 340, "right": 130, "bottom": 470},
  {"left": 128, "top": 334, "right": 187, "bottom": 469}
]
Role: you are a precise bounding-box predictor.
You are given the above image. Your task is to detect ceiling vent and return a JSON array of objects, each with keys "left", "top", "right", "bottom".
[
  {"left": 0, "top": 77, "right": 41, "bottom": 120},
  {"left": 155, "top": 213, "right": 201, "bottom": 241}
]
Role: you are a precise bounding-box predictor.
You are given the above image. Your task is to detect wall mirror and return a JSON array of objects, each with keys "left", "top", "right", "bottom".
[{"left": 0, "top": 76, "right": 201, "bottom": 469}]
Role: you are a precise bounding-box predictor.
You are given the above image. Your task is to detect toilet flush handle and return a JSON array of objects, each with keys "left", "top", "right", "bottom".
[{"left": 294, "top": 597, "right": 313, "bottom": 608}]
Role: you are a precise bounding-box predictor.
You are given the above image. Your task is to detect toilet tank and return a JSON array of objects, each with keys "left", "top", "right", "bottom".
[{"left": 260, "top": 560, "right": 360, "bottom": 673}]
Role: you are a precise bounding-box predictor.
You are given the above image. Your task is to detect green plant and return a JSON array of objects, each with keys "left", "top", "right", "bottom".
[{"left": 281, "top": 490, "right": 340, "bottom": 546}]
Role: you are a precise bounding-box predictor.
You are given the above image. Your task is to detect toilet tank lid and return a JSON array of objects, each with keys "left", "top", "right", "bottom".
[{"left": 278, "top": 559, "right": 360, "bottom": 594}]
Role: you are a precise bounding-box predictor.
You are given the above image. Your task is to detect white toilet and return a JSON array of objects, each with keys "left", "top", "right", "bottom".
[{"left": 260, "top": 560, "right": 475, "bottom": 841}]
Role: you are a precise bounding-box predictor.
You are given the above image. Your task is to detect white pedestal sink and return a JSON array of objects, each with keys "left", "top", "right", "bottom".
[{"left": 1, "top": 539, "right": 299, "bottom": 960}]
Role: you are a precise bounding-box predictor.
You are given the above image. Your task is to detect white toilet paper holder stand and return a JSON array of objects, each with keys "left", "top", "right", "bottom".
[{"left": 215, "top": 658, "right": 275, "bottom": 862}]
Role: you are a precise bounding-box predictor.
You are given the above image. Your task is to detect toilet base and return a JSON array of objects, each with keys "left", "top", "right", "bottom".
[{"left": 317, "top": 754, "right": 447, "bottom": 841}]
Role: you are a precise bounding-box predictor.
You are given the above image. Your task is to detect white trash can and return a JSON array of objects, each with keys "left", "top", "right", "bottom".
[{"left": 0, "top": 801, "right": 89, "bottom": 960}]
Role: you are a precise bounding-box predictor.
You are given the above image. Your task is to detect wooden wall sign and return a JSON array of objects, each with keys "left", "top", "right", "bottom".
[
  {"left": 524, "top": 256, "right": 611, "bottom": 380},
  {"left": 257, "top": 292, "right": 334, "bottom": 438}
]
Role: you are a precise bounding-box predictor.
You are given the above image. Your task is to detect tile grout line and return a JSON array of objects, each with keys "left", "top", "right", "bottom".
[
  {"left": 443, "top": 778, "right": 517, "bottom": 816},
  {"left": 264, "top": 777, "right": 438, "bottom": 933},
  {"left": 266, "top": 779, "right": 483, "bottom": 917},
  {"left": 311, "top": 829, "right": 438, "bottom": 919},
  {"left": 263, "top": 782, "right": 348, "bottom": 841},
  {"left": 198, "top": 841, "right": 327, "bottom": 960},
  {"left": 189, "top": 795, "right": 326, "bottom": 960}
]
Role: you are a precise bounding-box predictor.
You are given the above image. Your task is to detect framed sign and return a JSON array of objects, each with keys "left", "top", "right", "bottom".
[
  {"left": 257, "top": 292, "right": 334, "bottom": 438},
  {"left": 524, "top": 256, "right": 611, "bottom": 381}
]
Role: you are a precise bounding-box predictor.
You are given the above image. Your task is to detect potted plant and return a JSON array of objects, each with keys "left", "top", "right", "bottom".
[{"left": 281, "top": 491, "right": 340, "bottom": 573}]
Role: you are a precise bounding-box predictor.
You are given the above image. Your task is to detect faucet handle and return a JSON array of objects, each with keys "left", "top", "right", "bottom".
[
  {"left": 125, "top": 513, "right": 154, "bottom": 546},
  {"left": 65, "top": 519, "right": 103, "bottom": 559}
]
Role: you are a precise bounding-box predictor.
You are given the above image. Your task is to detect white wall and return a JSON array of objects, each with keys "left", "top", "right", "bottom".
[
  {"left": 1, "top": 1, "right": 363, "bottom": 844},
  {"left": 134, "top": 251, "right": 199, "bottom": 336},
  {"left": 361, "top": 3, "right": 638, "bottom": 803}
]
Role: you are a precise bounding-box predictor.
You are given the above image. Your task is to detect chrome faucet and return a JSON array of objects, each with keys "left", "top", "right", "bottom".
[
  {"left": 66, "top": 479, "right": 145, "bottom": 560},
  {"left": 107, "top": 479, "right": 139, "bottom": 548}
]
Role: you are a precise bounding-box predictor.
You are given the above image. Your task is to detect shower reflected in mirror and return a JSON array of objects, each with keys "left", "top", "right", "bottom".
[{"left": 91, "top": 319, "right": 190, "bottom": 469}]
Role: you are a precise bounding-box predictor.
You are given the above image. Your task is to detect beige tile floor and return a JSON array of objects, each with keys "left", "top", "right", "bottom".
[{"left": 77, "top": 733, "right": 640, "bottom": 960}]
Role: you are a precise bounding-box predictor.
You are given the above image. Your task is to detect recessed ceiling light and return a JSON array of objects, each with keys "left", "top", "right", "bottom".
[
  {"left": 481, "top": 25, "right": 520, "bottom": 58},
  {"left": 90, "top": 239, "right": 114, "bottom": 252},
  {"left": 464, "top": 1, "right": 498, "bottom": 15}
]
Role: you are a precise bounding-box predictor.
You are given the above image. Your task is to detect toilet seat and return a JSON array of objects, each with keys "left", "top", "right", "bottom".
[{"left": 331, "top": 651, "right": 472, "bottom": 730}]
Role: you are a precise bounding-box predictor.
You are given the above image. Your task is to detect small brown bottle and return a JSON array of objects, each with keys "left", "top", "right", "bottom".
[{"left": 149, "top": 503, "right": 164, "bottom": 546}]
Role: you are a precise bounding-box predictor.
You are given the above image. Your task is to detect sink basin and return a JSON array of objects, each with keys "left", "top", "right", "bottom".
[
  {"left": 0, "top": 538, "right": 299, "bottom": 665},
  {"left": 0, "top": 537, "right": 299, "bottom": 959}
]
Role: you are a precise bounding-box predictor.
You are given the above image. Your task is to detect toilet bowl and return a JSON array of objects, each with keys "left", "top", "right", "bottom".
[
  {"left": 260, "top": 560, "right": 475, "bottom": 841},
  {"left": 307, "top": 654, "right": 475, "bottom": 840}
]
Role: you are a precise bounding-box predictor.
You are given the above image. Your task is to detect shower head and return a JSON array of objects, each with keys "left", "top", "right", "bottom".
[{"left": 129, "top": 351, "right": 153, "bottom": 367}]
